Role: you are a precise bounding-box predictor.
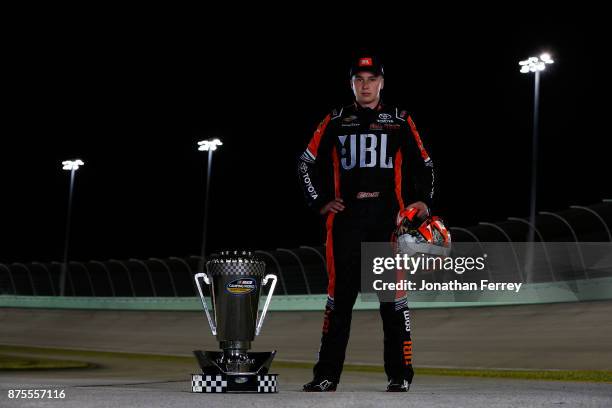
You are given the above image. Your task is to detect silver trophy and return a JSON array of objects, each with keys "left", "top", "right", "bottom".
[{"left": 191, "top": 251, "right": 279, "bottom": 393}]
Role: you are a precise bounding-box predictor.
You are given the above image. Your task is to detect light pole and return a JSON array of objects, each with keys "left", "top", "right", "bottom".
[
  {"left": 60, "top": 159, "right": 85, "bottom": 296},
  {"left": 519, "top": 53, "right": 554, "bottom": 242},
  {"left": 197, "top": 138, "right": 223, "bottom": 273},
  {"left": 519, "top": 53, "right": 554, "bottom": 281}
]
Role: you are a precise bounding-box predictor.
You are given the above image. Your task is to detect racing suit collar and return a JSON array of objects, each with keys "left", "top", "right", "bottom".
[
  {"left": 354, "top": 99, "right": 384, "bottom": 112},
  {"left": 353, "top": 100, "right": 384, "bottom": 122}
]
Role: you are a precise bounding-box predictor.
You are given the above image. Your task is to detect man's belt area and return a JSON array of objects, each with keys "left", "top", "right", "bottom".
[
  {"left": 355, "top": 191, "right": 381, "bottom": 199},
  {"left": 340, "top": 190, "right": 397, "bottom": 205}
]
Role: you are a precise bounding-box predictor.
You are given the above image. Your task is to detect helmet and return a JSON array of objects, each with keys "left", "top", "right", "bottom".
[{"left": 393, "top": 207, "right": 451, "bottom": 256}]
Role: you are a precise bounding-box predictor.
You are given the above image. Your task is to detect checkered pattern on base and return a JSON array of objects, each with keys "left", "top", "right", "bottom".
[
  {"left": 192, "top": 374, "right": 227, "bottom": 393},
  {"left": 257, "top": 375, "right": 277, "bottom": 393}
]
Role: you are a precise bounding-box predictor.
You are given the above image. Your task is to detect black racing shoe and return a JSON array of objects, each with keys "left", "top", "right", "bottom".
[
  {"left": 386, "top": 378, "right": 410, "bottom": 392},
  {"left": 302, "top": 378, "right": 338, "bottom": 392}
]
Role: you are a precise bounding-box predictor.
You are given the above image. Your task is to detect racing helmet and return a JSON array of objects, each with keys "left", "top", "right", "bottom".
[{"left": 393, "top": 207, "right": 451, "bottom": 256}]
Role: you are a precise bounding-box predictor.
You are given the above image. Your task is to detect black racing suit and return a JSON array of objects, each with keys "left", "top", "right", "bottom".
[{"left": 297, "top": 101, "right": 435, "bottom": 384}]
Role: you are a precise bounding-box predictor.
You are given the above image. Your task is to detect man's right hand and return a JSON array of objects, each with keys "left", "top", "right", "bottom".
[{"left": 319, "top": 198, "right": 345, "bottom": 215}]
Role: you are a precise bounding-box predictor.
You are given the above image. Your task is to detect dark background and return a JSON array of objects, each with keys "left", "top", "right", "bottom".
[{"left": 2, "top": 11, "right": 610, "bottom": 263}]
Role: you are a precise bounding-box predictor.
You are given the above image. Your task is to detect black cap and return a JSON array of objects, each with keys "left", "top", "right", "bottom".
[{"left": 349, "top": 56, "right": 384, "bottom": 78}]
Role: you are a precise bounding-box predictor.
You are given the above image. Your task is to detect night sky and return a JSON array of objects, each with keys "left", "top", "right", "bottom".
[{"left": 3, "top": 12, "right": 610, "bottom": 263}]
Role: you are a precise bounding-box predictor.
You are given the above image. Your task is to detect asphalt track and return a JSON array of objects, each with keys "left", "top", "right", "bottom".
[
  {"left": 2, "top": 300, "right": 612, "bottom": 369},
  {"left": 1, "top": 301, "right": 612, "bottom": 406},
  {"left": 2, "top": 369, "right": 612, "bottom": 408}
]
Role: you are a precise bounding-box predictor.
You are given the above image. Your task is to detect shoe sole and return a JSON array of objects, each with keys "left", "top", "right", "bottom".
[{"left": 303, "top": 389, "right": 337, "bottom": 392}]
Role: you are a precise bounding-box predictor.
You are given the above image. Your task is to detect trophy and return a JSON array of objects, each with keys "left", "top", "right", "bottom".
[{"left": 191, "top": 251, "right": 279, "bottom": 393}]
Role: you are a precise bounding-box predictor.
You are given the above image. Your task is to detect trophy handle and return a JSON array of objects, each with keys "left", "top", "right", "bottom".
[
  {"left": 194, "top": 272, "right": 217, "bottom": 336},
  {"left": 255, "top": 274, "right": 277, "bottom": 336}
]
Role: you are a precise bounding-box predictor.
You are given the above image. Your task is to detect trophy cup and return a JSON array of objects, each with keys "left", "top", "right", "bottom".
[{"left": 191, "top": 251, "right": 279, "bottom": 393}]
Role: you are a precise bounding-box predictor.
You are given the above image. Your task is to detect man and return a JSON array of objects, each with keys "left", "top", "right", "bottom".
[{"left": 297, "top": 55, "right": 435, "bottom": 392}]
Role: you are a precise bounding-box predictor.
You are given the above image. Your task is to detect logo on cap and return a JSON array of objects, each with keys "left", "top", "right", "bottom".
[{"left": 358, "top": 57, "right": 373, "bottom": 67}]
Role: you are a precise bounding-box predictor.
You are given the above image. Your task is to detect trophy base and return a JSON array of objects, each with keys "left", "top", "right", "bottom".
[
  {"left": 191, "top": 373, "right": 278, "bottom": 393},
  {"left": 191, "top": 350, "right": 278, "bottom": 393}
]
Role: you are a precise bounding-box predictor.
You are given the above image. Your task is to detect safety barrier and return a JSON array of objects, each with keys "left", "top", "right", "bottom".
[
  {"left": 2, "top": 277, "right": 612, "bottom": 311},
  {"left": 1, "top": 202, "right": 610, "bottom": 297},
  {"left": 0, "top": 247, "right": 328, "bottom": 297}
]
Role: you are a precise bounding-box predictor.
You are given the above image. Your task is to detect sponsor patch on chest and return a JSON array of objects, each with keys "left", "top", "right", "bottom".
[
  {"left": 377, "top": 113, "right": 395, "bottom": 124},
  {"left": 337, "top": 133, "right": 394, "bottom": 170}
]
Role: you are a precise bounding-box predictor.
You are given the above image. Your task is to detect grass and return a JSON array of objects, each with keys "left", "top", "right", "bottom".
[
  {"left": 0, "top": 353, "right": 93, "bottom": 370},
  {"left": 271, "top": 360, "right": 612, "bottom": 383},
  {"left": 0, "top": 344, "right": 610, "bottom": 382}
]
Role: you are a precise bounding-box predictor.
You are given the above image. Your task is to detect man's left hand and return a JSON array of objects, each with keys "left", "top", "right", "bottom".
[{"left": 405, "top": 201, "right": 429, "bottom": 219}]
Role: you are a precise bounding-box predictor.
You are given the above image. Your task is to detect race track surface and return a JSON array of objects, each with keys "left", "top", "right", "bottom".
[
  {"left": 1, "top": 300, "right": 612, "bottom": 370},
  {"left": 2, "top": 359, "right": 611, "bottom": 408},
  {"left": 1, "top": 301, "right": 611, "bottom": 407}
]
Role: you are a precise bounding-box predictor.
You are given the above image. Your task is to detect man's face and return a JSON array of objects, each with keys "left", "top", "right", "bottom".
[{"left": 351, "top": 71, "right": 384, "bottom": 105}]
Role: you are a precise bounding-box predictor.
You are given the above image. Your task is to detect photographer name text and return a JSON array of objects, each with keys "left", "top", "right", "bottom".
[{"left": 372, "top": 279, "right": 523, "bottom": 293}]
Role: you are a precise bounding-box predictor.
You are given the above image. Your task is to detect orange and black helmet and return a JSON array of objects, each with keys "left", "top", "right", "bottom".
[{"left": 394, "top": 207, "right": 451, "bottom": 256}]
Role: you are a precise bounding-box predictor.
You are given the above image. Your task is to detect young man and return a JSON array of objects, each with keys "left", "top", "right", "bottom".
[{"left": 297, "top": 56, "right": 435, "bottom": 392}]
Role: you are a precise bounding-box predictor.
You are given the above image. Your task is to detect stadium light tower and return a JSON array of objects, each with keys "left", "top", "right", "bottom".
[
  {"left": 60, "top": 159, "right": 85, "bottom": 296},
  {"left": 519, "top": 53, "right": 554, "bottom": 243},
  {"left": 197, "top": 138, "right": 223, "bottom": 272},
  {"left": 518, "top": 53, "right": 554, "bottom": 282}
]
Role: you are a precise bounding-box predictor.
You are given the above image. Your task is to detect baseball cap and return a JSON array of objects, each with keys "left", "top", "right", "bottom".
[{"left": 349, "top": 56, "right": 384, "bottom": 78}]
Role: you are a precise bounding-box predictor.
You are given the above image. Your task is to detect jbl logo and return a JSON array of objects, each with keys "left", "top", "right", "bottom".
[
  {"left": 403, "top": 341, "right": 412, "bottom": 366},
  {"left": 338, "top": 134, "right": 393, "bottom": 170}
]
